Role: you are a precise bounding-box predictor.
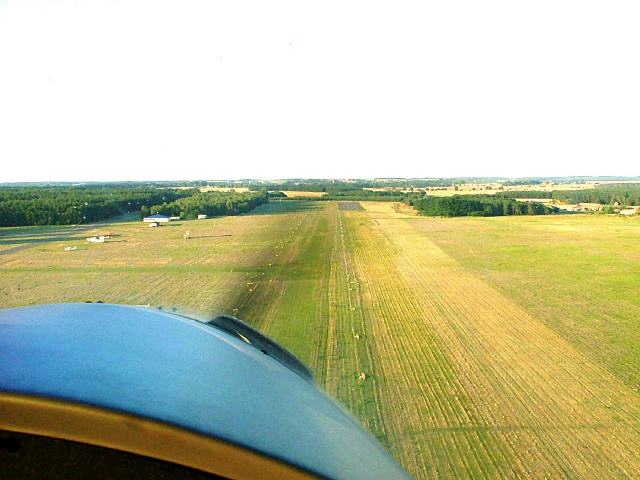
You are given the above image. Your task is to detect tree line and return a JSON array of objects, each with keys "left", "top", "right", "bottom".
[
  {"left": 553, "top": 185, "right": 640, "bottom": 206},
  {"left": 243, "top": 179, "right": 463, "bottom": 192},
  {"left": 0, "top": 186, "right": 269, "bottom": 227},
  {"left": 142, "top": 190, "right": 269, "bottom": 219},
  {"left": 496, "top": 184, "right": 640, "bottom": 206},
  {"left": 276, "top": 187, "right": 554, "bottom": 217},
  {"left": 0, "top": 186, "right": 193, "bottom": 227},
  {"left": 404, "top": 194, "right": 554, "bottom": 217}
]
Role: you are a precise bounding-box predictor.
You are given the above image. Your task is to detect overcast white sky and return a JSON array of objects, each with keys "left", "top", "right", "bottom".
[{"left": 0, "top": 1, "right": 638, "bottom": 182}]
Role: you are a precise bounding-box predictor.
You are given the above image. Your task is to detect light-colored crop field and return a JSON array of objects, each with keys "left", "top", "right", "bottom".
[
  {"left": 1, "top": 202, "right": 639, "bottom": 478},
  {"left": 280, "top": 190, "right": 327, "bottom": 198},
  {"left": 199, "top": 186, "right": 251, "bottom": 193},
  {"left": 365, "top": 182, "right": 601, "bottom": 197}
]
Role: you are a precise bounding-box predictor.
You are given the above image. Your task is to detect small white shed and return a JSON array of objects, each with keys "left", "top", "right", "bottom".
[{"left": 86, "top": 236, "right": 106, "bottom": 243}]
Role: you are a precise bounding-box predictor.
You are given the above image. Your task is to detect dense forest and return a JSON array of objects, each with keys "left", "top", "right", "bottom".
[
  {"left": 0, "top": 186, "right": 269, "bottom": 226},
  {"left": 553, "top": 185, "right": 640, "bottom": 205},
  {"left": 0, "top": 186, "right": 194, "bottom": 227},
  {"left": 496, "top": 185, "right": 640, "bottom": 206},
  {"left": 405, "top": 195, "right": 554, "bottom": 217},
  {"left": 143, "top": 190, "right": 269, "bottom": 219},
  {"left": 321, "top": 190, "right": 404, "bottom": 201}
]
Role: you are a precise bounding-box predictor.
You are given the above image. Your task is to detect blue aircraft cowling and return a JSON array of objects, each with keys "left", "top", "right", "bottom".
[{"left": 0, "top": 303, "right": 409, "bottom": 480}]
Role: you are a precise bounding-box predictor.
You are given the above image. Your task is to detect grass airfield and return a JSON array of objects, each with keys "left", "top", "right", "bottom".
[{"left": 1, "top": 202, "right": 640, "bottom": 478}]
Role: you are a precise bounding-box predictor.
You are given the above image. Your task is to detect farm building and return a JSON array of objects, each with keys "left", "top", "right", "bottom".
[
  {"left": 198, "top": 214, "right": 208, "bottom": 219},
  {"left": 143, "top": 214, "right": 171, "bottom": 223},
  {"left": 619, "top": 207, "right": 639, "bottom": 216}
]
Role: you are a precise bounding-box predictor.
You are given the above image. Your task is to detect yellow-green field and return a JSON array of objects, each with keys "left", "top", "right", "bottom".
[
  {"left": 364, "top": 181, "right": 602, "bottom": 197},
  {"left": 1, "top": 202, "right": 639, "bottom": 478},
  {"left": 280, "top": 190, "right": 328, "bottom": 198}
]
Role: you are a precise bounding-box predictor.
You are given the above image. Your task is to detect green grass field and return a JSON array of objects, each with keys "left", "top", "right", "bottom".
[
  {"left": 1, "top": 202, "right": 640, "bottom": 478},
  {"left": 410, "top": 214, "right": 640, "bottom": 391}
]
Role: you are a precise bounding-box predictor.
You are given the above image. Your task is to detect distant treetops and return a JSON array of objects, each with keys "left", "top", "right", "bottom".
[
  {"left": 270, "top": 183, "right": 640, "bottom": 218},
  {"left": 2, "top": 182, "right": 639, "bottom": 225},
  {"left": 142, "top": 190, "right": 268, "bottom": 220},
  {"left": 0, "top": 186, "right": 268, "bottom": 227},
  {"left": 403, "top": 185, "right": 640, "bottom": 217},
  {"left": 403, "top": 194, "right": 553, "bottom": 217},
  {"left": 0, "top": 186, "right": 193, "bottom": 227}
]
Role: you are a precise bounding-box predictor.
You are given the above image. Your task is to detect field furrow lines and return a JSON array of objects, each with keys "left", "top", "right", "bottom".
[
  {"left": 341, "top": 210, "right": 515, "bottom": 478},
  {"left": 355, "top": 202, "right": 640, "bottom": 478}
]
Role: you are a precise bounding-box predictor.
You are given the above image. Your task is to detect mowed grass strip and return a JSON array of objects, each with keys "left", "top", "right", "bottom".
[
  {"left": 343, "top": 207, "right": 514, "bottom": 478},
  {"left": 230, "top": 202, "right": 331, "bottom": 367},
  {"left": 408, "top": 214, "right": 640, "bottom": 391},
  {"left": 229, "top": 203, "right": 392, "bottom": 447},
  {"left": 328, "top": 204, "right": 389, "bottom": 444},
  {"left": 357, "top": 202, "right": 640, "bottom": 478}
]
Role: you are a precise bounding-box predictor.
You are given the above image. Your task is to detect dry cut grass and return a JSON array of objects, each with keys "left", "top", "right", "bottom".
[{"left": 346, "top": 202, "right": 640, "bottom": 478}]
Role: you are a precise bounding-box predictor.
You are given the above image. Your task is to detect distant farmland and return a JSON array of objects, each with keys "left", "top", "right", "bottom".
[
  {"left": 281, "top": 190, "right": 328, "bottom": 198},
  {"left": 1, "top": 202, "right": 639, "bottom": 478}
]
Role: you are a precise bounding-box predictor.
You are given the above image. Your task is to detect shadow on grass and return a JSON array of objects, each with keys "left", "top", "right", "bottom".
[
  {"left": 249, "top": 201, "right": 324, "bottom": 216},
  {"left": 191, "top": 234, "right": 233, "bottom": 239},
  {"left": 0, "top": 227, "right": 86, "bottom": 238},
  {"left": 0, "top": 235, "right": 89, "bottom": 246},
  {"left": 338, "top": 201, "right": 365, "bottom": 211}
]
